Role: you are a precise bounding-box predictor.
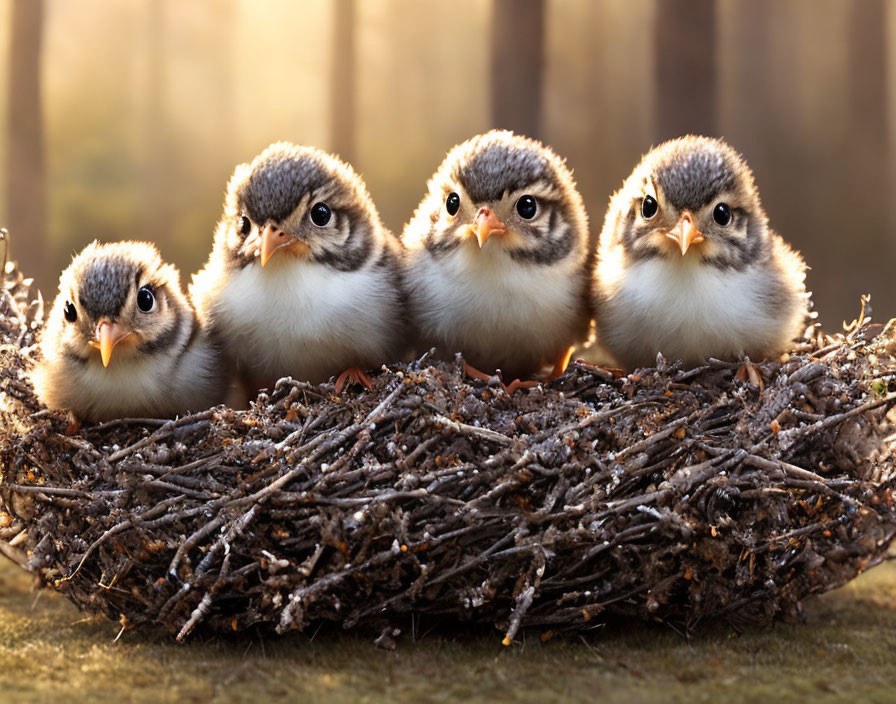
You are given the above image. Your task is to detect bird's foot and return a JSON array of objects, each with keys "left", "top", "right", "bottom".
[
  {"left": 464, "top": 349, "right": 578, "bottom": 394},
  {"left": 546, "top": 346, "right": 576, "bottom": 381},
  {"left": 64, "top": 410, "right": 81, "bottom": 435},
  {"left": 462, "top": 361, "right": 495, "bottom": 384},
  {"left": 504, "top": 346, "right": 577, "bottom": 392},
  {"left": 462, "top": 362, "right": 530, "bottom": 393},
  {"left": 735, "top": 360, "right": 764, "bottom": 389},
  {"left": 502, "top": 378, "right": 539, "bottom": 394},
  {"left": 334, "top": 366, "right": 374, "bottom": 393}
]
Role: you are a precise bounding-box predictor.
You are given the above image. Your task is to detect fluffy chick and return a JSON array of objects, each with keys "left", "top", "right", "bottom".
[
  {"left": 190, "top": 142, "right": 404, "bottom": 393},
  {"left": 32, "top": 241, "right": 225, "bottom": 422},
  {"left": 403, "top": 130, "right": 590, "bottom": 388},
  {"left": 593, "top": 135, "right": 809, "bottom": 370}
]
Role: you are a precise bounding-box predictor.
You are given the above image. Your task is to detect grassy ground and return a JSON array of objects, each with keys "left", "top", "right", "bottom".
[{"left": 1, "top": 560, "right": 895, "bottom": 703}]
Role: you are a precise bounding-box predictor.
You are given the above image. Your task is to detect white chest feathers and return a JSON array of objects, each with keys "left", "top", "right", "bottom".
[
  {"left": 216, "top": 258, "right": 401, "bottom": 385},
  {"left": 597, "top": 256, "right": 802, "bottom": 369},
  {"left": 407, "top": 243, "right": 585, "bottom": 376}
]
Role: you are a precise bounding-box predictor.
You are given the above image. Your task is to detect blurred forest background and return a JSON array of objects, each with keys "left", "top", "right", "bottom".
[{"left": 0, "top": 0, "right": 893, "bottom": 328}]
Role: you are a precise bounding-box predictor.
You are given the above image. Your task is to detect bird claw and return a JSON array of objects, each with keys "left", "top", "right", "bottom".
[
  {"left": 64, "top": 410, "right": 81, "bottom": 435},
  {"left": 463, "top": 350, "right": 576, "bottom": 394},
  {"left": 503, "top": 346, "right": 578, "bottom": 391},
  {"left": 462, "top": 362, "right": 537, "bottom": 394},
  {"left": 334, "top": 367, "right": 374, "bottom": 393},
  {"left": 502, "top": 378, "right": 539, "bottom": 394},
  {"left": 546, "top": 346, "right": 575, "bottom": 381},
  {"left": 735, "top": 361, "right": 764, "bottom": 390},
  {"left": 463, "top": 361, "right": 495, "bottom": 384}
]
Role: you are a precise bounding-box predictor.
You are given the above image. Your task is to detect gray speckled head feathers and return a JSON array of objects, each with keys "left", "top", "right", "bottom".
[
  {"left": 452, "top": 132, "right": 555, "bottom": 203},
  {"left": 404, "top": 130, "right": 589, "bottom": 265},
  {"left": 645, "top": 136, "right": 754, "bottom": 211},
  {"left": 78, "top": 255, "right": 136, "bottom": 318},
  {"left": 233, "top": 142, "right": 375, "bottom": 225},
  {"left": 599, "top": 135, "right": 774, "bottom": 271},
  {"left": 71, "top": 241, "right": 168, "bottom": 319}
]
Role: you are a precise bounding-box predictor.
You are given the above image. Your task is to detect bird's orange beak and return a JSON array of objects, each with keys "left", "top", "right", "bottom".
[
  {"left": 260, "top": 223, "right": 311, "bottom": 267},
  {"left": 88, "top": 320, "right": 132, "bottom": 367},
  {"left": 667, "top": 210, "right": 705, "bottom": 256},
  {"left": 473, "top": 207, "right": 507, "bottom": 248}
]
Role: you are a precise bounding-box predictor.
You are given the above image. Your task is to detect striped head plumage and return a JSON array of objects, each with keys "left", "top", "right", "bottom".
[
  {"left": 47, "top": 240, "right": 191, "bottom": 368},
  {"left": 604, "top": 135, "right": 769, "bottom": 270},
  {"left": 217, "top": 141, "right": 393, "bottom": 273},
  {"left": 404, "top": 130, "right": 588, "bottom": 266}
]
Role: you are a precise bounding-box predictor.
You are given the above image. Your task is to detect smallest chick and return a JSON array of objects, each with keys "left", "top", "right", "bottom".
[{"left": 32, "top": 241, "right": 225, "bottom": 422}]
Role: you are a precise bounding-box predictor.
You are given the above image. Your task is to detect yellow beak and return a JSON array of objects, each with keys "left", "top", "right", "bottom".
[
  {"left": 260, "top": 223, "right": 310, "bottom": 267},
  {"left": 89, "top": 320, "right": 131, "bottom": 367},
  {"left": 473, "top": 208, "right": 507, "bottom": 248},
  {"left": 666, "top": 210, "right": 705, "bottom": 256}
]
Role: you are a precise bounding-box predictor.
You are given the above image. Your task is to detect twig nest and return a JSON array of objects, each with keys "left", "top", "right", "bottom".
[{"left": 1, "top": 264, "right": 896, "bottom": 643}]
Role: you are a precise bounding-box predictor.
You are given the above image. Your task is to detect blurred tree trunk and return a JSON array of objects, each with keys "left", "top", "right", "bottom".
[
  {"left": 846, "top": 0, "right": 893, "bottom": 309},
  {"left": 490, "top": 0, "right": 545, "bottom": 138},
  {"left": 849, "top": 0, "right": 887, "bottom": 147},
  {"left": 5, "top": 0, "right": 46, "bottom": 284},
  {"left": 211, "top": 0, "right": 235, "bottom": 170},
  {"left": 654, "top": 0, "right": 717, "bottom": 141},
  {"left": 330, "top": 0, "right": 356, "bottom": 162},
  {"left": 717, "top": 0, "right": 793, "bottom": 223},
  {"left": 847, "top": 0, "right": 889, "bottom": 250},
  {"left": 142, "top": 0, "right": 172, "bottom": 250}
]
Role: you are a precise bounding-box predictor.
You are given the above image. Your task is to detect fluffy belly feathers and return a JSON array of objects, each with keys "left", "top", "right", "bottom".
[
  {"left": 409, "top": 247, "right": 583, "bottom": 378},
  {"left": 218, "top": 260, "right": 399, "bottom": 386},
  {"left": 597, "top": 258, "right": 800, "bottom": 368}
]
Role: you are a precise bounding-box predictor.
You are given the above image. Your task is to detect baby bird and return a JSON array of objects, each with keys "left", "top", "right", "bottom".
[
  {"left": 32, "top": 241, "right": 225, "bottom": 422},
  {"left": 190, "top": 142, "right": 404, "bottom": 394},
  {"left": 403, "top": 130, "right": 590, "bottom": 389},
  {"left": 593, "top": 135, "right": 809, "bottom": 370}
]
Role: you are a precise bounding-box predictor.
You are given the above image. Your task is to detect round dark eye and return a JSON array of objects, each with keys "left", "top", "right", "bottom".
[
  {"left": 137, "top": 286, "right": 156, "bottom": 313},
  {"left": 239, "top": 215, "right": 251, "bottom": 236},
  {"left": 516, "top": 195, "right": 537, "bottom": 219},
  {"left": 641, "top": 195, "right": 658, "bottom": 219},
  {"left": 713, "top": 203, "right": 732, "bottom": 226},
  {"left": 310, "top": 203, "right": 331, "bottom": 227},
  {"left": 446, "top": 192, "right": 460, "bottom": 216},
  {"left": 63, "top": 301, "right": 77, "bottom": 323}
]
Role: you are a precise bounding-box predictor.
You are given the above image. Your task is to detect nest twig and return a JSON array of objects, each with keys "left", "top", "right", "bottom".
[{"left": 1, "top": 260, "right": 896, "bottom": 644}]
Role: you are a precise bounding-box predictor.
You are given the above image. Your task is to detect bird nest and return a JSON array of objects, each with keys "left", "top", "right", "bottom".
[{"left": 1, "top": 260, "right": 896, "bottom": 645}]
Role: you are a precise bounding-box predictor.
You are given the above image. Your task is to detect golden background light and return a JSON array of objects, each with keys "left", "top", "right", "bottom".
[{"left": 2, "top": 0, "right": 893, "bottom": 327}]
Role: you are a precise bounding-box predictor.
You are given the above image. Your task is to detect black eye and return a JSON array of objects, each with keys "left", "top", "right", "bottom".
[
  {"left": 446, "top": 192, "right": 460, "bottom": 216},
  {"left": 310, "top": 203, "right": 331, "bottom": 227},
  {"left": 641, "top": 195, "right": 658, "bottom": 219},
  {"left": 63, "top": 301, "right": 77, "bottom": 323},
  {"left": 137, "top": 286, "right": 156, "bottom": 313},
  {"left": 713, "top": 203, "right": 732, "bottom": 226},
  {"left": 239, "top": 215, "right": 251, "bottom": 236},
  {"left": 516, "top": 195, "right": 537, "bottom": 219}
]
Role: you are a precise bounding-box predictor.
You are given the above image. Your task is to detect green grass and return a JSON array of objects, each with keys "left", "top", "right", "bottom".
[{"left": 0, "top": 559, "right": 895, "bottom": 703}]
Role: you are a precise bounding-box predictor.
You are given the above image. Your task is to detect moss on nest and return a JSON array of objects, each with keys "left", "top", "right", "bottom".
[{"left": 1, "top": 260, "right": 895, "bottom": 644}]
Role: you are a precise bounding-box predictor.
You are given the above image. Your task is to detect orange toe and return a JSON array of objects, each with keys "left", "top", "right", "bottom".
[
  {"left": 335, "top": 366, "right": 374, "bottom": 393},
  {"left": 546, "top": 346, "right": 575, "bottom": 381},
  {"left": 735, "top": 361, "right": 764, "bottom": 389},
  {"left": 463, "top": 361, "right": 495, "bottom": 383},
  {"left": 503, "top": 378, "right": 539, "bottom": 394}
]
